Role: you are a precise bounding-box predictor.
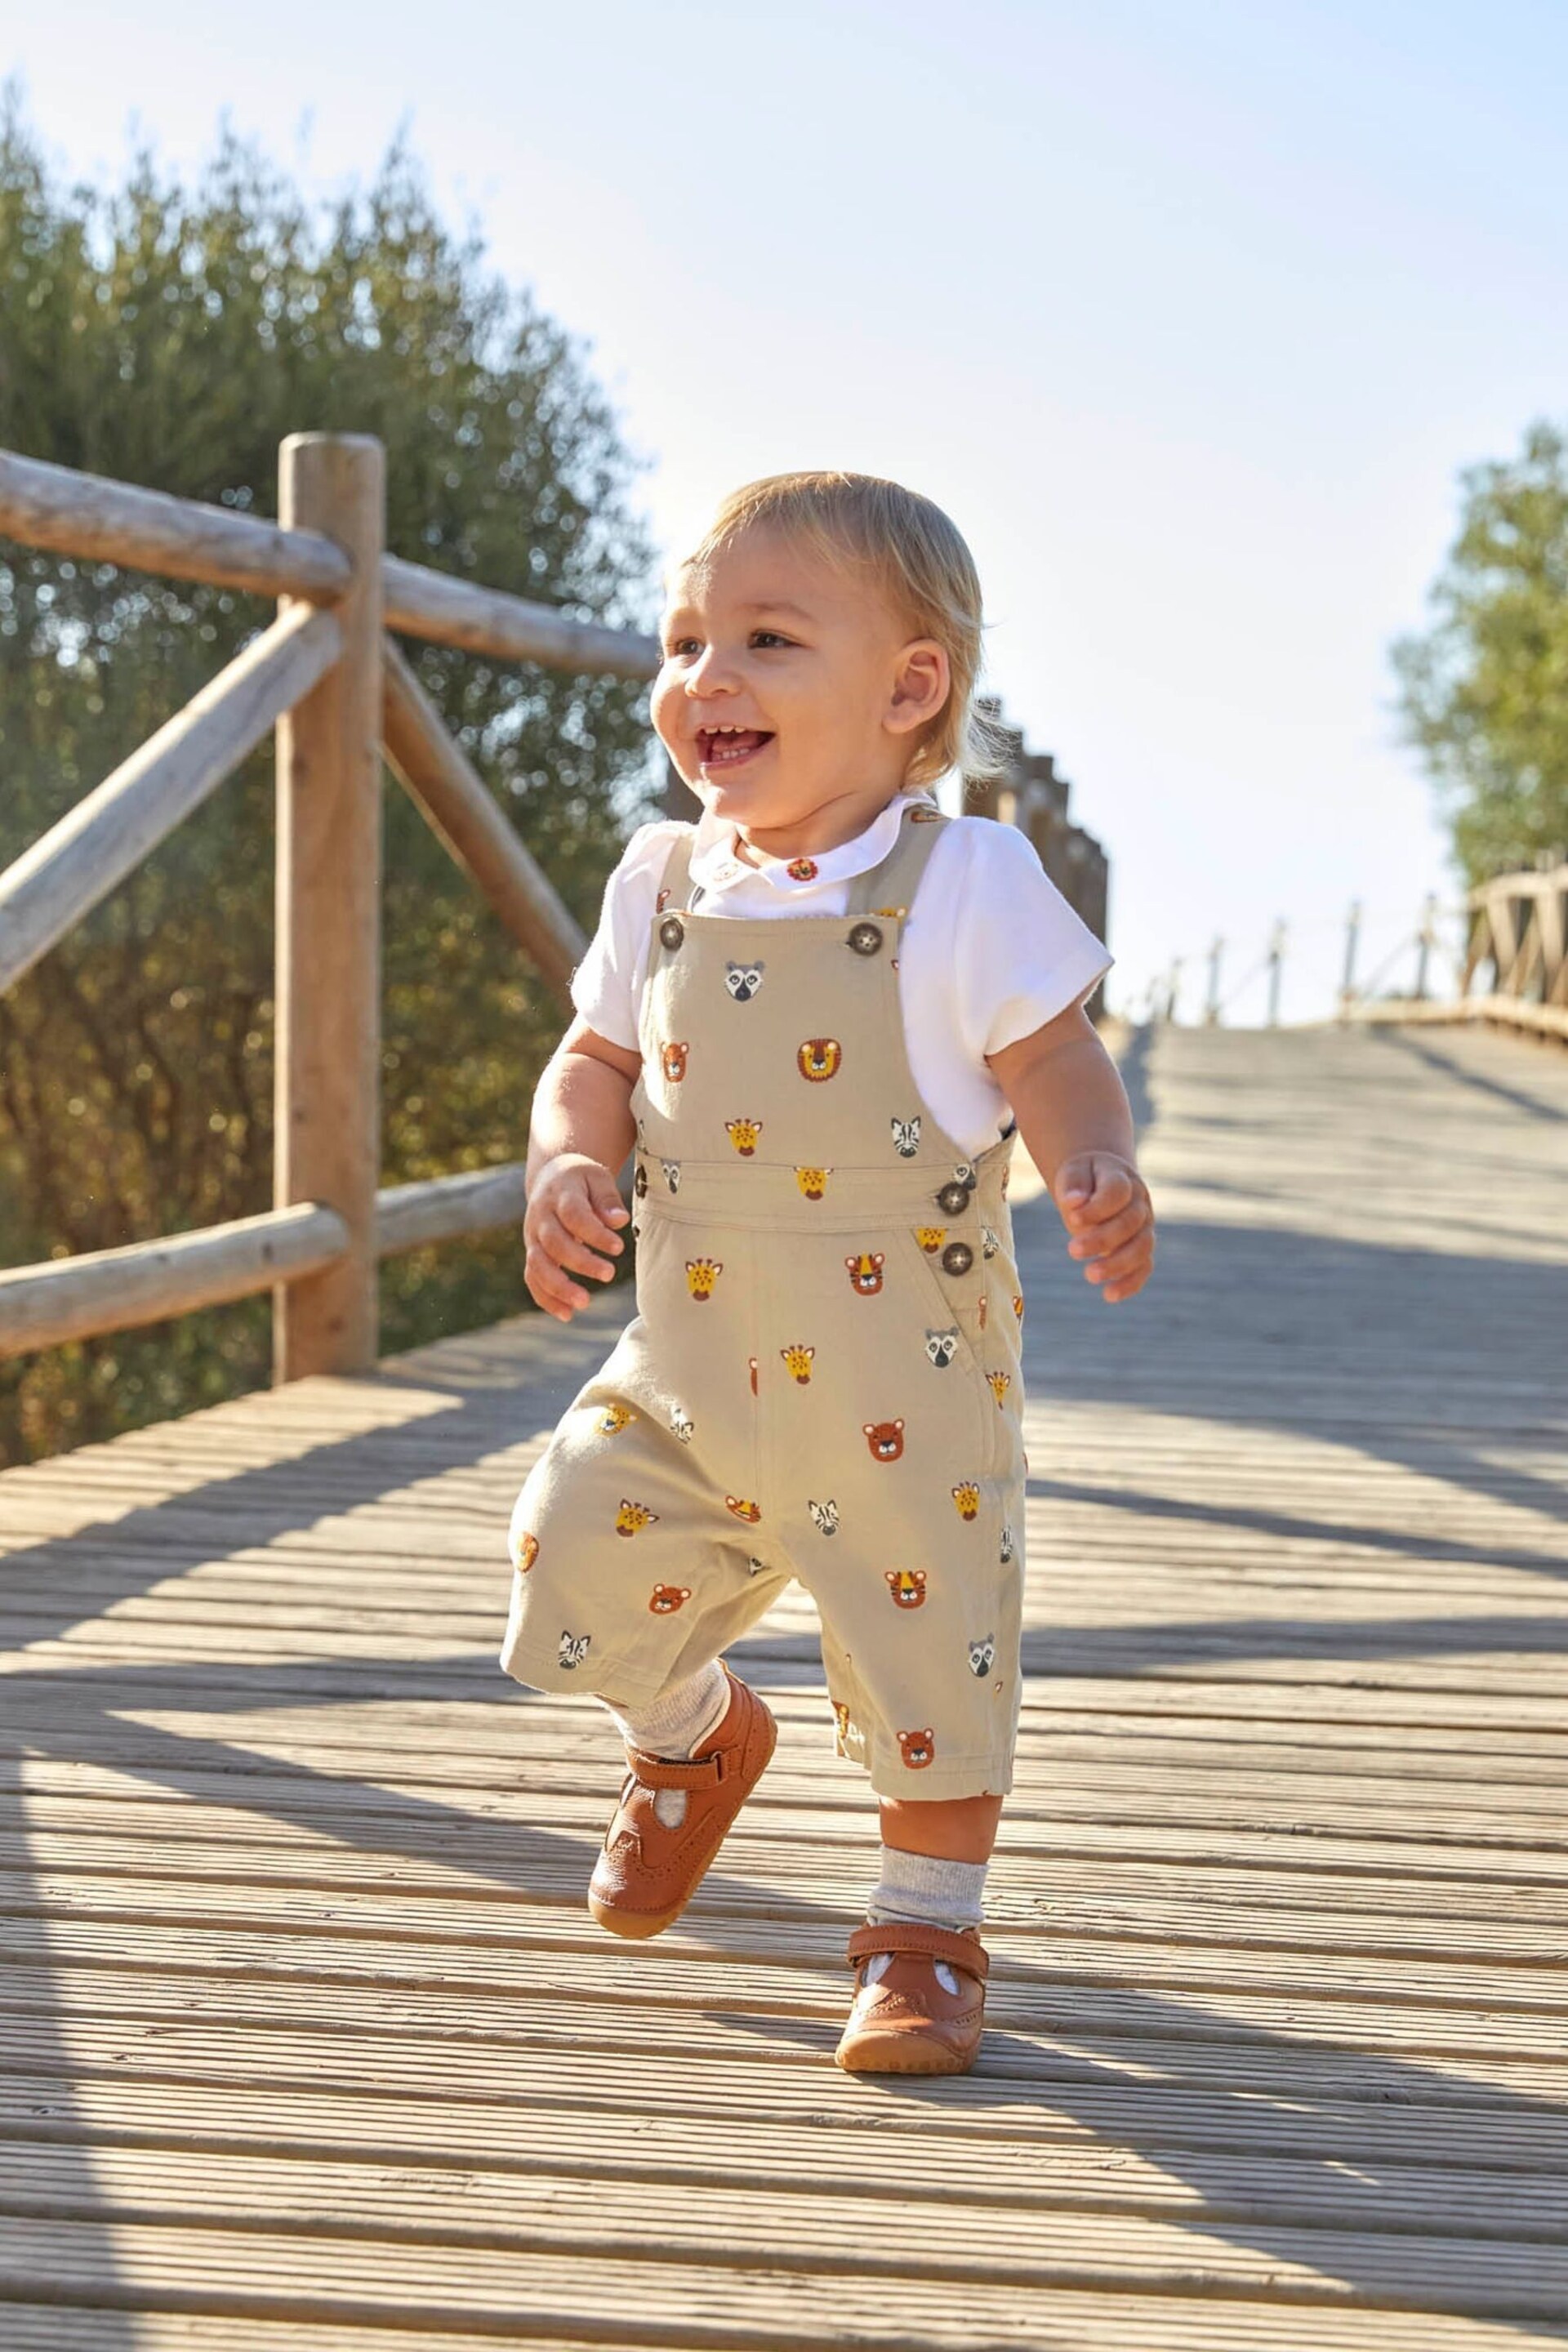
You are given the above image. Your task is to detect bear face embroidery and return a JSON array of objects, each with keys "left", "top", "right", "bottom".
[
  {"left": 951, "top": 1481, "right": 981, "bottom": 1521},
  {"left": 978, "top": 1293, "right": 990, "bottom": 1330},
  {"left": 724, "top": 960, "right": 765, "bottom": 1003},
  {"left": 656, "top": 887, "right": 672, "bottom": 914},
  {"left": 808, "top": 1498, "right": 840, "bottom": 1537},
  {"left": 795, "top": 1165, "right": 832, "bottom": 1200},
  {"left": 924, "top": 1328, "right": 960, "bottom": 1369},
  {"left": 780, "top": 1343, "right": 816, "bottom": 1385},
  {"left": 915, "top": 1226, "right": 947, "bottom": 1254},
  {"left": 725, "top": 1117, "right": 763, "bottom": 1156},
  {"left": 987, "top": 1371, "right": 1012, "bottom": 1410},
  {"left": 863, "top": 1419, "right": 905, "bottom": 1463},
  {"left": 669, "top": 1406, "right": 695, "bottom": 1445},
  {"left": 891, "top": 1116, "right": 922, "bottom": 1158},
  {"left": 661, "top": 1040, "right": 689, "bottom": 1084},
  {"left": 511, "top": 1530, "right": 539, "bottom": 1573},
  {"left": 648, "top": 1584, "right": 692, "bottom": 1614},
  {"left": 662, "top": 1160, "right": 682, "bottom": 1194},
  {"left": 596, "top": 1403, "right": 636, "bottom": 1435},
  {"left": 969, "top": 1633, "right": 996, "bottom": 1677},
  {"left": 844, "top": 1251, "right": 885, "bottom": 1295},
  {"left": 885, "top": 1569, "right": 928, "bottom": 1609},
  {"left": 685, "top": 1258, "right": 723, "bottom": 1300},
  {"left": 559, "top": 1631, "right": 590, "bottom": 1671},
  {"left": 797, "top": 1038, "right": 842, "bottom": 1082},
  {"left": 615, "top": 1499, "right": 659, "bottom": 1538},
  {"left": 898, "top": 1727, "right": 936, "bottom": 1768},
  {"left": 786, "top": 855, "right": 819, "bottom": 881},
  {"left": 725, "top": 1495, "right": 761, "bottom": 1524}
]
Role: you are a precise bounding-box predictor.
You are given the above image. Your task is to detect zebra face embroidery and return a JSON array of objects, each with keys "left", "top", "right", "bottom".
[
  {"left": 924, "top": 1327, "right": 960, "bottom": 1369},
  {"left": 724, "top": 960, "right": 765, "bottom": 1003},
  {"left": 969, "top": 1633, "right": 996, "bottom": 1677},
  {"left": 891, "top": 1116, "right": 922, "bottom": 1159},
  {"left": 1000, "top": 1524, "right": 1016, "bottom": 1565},
  {"left": 559, "top": 1631, "right": 590, "bottom": 1671},
  {"left": 808, "top": 1498, "right": 840, "bottom": 1537},
  {"left": 669, "top": 1406, "right": 695, "bottom": 1445}
]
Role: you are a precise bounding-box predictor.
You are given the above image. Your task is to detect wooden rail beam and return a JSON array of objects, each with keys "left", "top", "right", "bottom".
[
  {"left": 381, "top": 638, "right": 587, "bottom": 1001},
  {"left": 376, "top": 1163, "right": 528, "bottom": 1257},
  {"left": 273, "top": 435, "right": 385, "bottom": 1385},
  {"left": 382, "top": 555, "right": 659, "bottom": 679},
  {"left": 0, "top": 448, "right": 352, "bottom": 604},
  {"left": 0, "top": 602, "right": 341, "bottom": 997}
]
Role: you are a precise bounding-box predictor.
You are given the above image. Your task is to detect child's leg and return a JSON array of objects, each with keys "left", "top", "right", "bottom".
[
  {"left": 599, "top": 1660, "right": 732, "bottom": 1827},
  {"left": 865, "top": 1793, "right": 1001, "bottom": 1962}
]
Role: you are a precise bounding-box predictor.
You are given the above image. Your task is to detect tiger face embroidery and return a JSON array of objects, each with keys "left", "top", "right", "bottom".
[
  {"left": 725, "top": 1494, "right": 761, "bottom": 1524},
  {"left": 780, "top": 1343, "right": 816, "bottom": 1385},
  {"left": 661, "top": 1040, "right": 689, "bottom": 1083},
  {"left": 915, "top": 1226, "right": 946, "bottom": 1254},
  {"left": 596, "top": 1403, "right": 636, "bottom": 1435},
  {"left": 969, "top": 1634, "right": 996, "bottom": 1677},
  {"left": 615, "top": 1499, "right": 659, "bottom": 1538},
  {"left": 891, "top": 1116, "right": 922, "bottom": 1158},
  {"left": 885, "top": 1569, "right": 927, "bottom": 1609},
  {"left": 797, "top": 1038, "right": 842, "bottom": 1082},
  {"left": 559, "top": 1631, "right": 590, "bottom": 1671},
  {"left": 987, "top": 1371, "right": 1012, "bottom": 1409},
  {"left": 724, "top": 960, "right": 764, "bottom": 1003},
  {"left": 952, "top": 1481, "right": 981, "bottom": 1521},
  {"left": 685, "top": 1257, "right": 723, "bottom": 1300},
  {"left": 725, "top": 1117, "right": 763, "bottom": 1157},
  {"left": 648, "top": 1584, "right": 692, "bottom": 1614},
  {"left": 795, "top": 1165, "right": 831, "bottom": 1200},
  {"left": 863, "top": 1419, "right": 905, "bottom": 1463},
  {"left": 808, "top": 1499, "right": 840, "bottom": 1537},
  {"left": 898, "top": 1727, "right": 936, "bottom": 1768},
  {"left": 511, "top": 1529, "right": 539, "bottom": 1573},
  {"left": 924, "top": 1328, "right": 960, "bottom": 1369},
  {"left": 845, "top": 1252, "right": 885, "bottom": 1295}
]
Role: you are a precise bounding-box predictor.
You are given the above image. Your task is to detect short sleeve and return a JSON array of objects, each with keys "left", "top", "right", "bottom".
[
  {"left": 568, "top": 820, "right": 692, "bottom": 1052},
  {"left": 944, "top": 818, "right": 1112, "bottom": 1061}
]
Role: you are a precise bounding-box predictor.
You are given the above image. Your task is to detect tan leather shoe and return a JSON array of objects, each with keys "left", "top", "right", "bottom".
[
  {"left": 835, "top": 1920, "right": 989, "bottom": 2075},
  {"left": 587, "top": 1664, "right": 777, "bottom": 1940}
]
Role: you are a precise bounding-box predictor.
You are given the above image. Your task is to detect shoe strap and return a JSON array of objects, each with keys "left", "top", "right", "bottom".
[
  {"left": 622, "top": 1745, "right": 725, "bottom": 1793},
  {"left": 846, "top": 1920, "right": 990, "bottom": 1984}
]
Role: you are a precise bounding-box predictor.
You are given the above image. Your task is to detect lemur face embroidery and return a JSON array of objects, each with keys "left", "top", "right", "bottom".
[
  {"left": 596, "top": 1403, "right": 635, "bottom": 1435},
  {"left": 661, "top": 1040, "right": 689, "bottom": 1083},
  {"left": 863, "top": 1419, "right": 905, "bottom": 1463},
  {"left": 924, "top": 1328, "right": 960, "bottom": 1369},
  {"left": 808, "top": 1499, "right": 840, "bottom": 1537},
  {"left": 747, "top": 1556, "right": 767, "bottom": 1578},
  {"left": 795, "top": 1165, "right": 831, "bottom": 1200},
  {"left": 615, "top": 1499, "right": 659, "bottom": 1538},
  {"left": 559, "top": 1631, "right": 590, "bottom": 1671},
  {"left": 725, "top": 1494, "right": 761, "bottom": 1524},
  {"left": 685, "top": 1257, "right": 723, "bottom": 1300},
  {"left": 780, "top": 1343, "right": 816, "bottom": 1385},
  {"left": 845, "top": 1252, "right": 885, "bottom": 1295},
  {"left": 885, "top": 1569, "right": 927, "bottom": 1609},
  {"left": 898, "top": 1727, "right": 936, "bottom": 1769},
  {"left": 511, "top": 1530, "right": 539, "bottom": 1573},
  {"left": 662, "top": 1160, "right": 681, "bottom": 1194},
  {"left": 669, "top": 1406, "right": 695, "bottom": 1445},
  {"left": 915, "top": 1226, "right": 946, "bottom": 1254},
  {"left": 969, "top": 1634, "right": 996, "bottom": 1677},
  {"left": 648, "top": 1584, "right": 692, "bottom": 1614},
  {"left": 891, "top": 1116, "right": 922, "bottom": 1158},
  {"left": 988, "top": 1372, "right": 1012, "bottom": 1409},
  {"left": 725, "top": 1117, "right": 763, "bottom": 1156},
  {"left": 951, "top": 1481, "right": 981, "bottom": 1521},
  {"left": 724, "top": 960, "right": 764, "bottom": 1003},
  {"left": 797, "top": 1038, "right": 842, "bottom": 1082}
]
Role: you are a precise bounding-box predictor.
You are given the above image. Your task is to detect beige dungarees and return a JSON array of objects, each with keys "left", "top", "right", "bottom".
[{"left": 502, "top": 800, "right": 1027, "bottom": 1800}]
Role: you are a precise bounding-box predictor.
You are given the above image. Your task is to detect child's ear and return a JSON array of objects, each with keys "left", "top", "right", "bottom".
[{"left": 886, "top": 638, "right": 949, "bottom": 735}]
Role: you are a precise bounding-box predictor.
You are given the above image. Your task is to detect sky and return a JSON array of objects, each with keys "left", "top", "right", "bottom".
[{"left": 9, "top": 0, "right": 1567, "bottom": 1021}]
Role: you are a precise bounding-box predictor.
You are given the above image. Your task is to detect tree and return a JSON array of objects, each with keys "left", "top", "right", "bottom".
[
  {"left": 1393, "top": 420, "right": 1568, "bottom": 885},
  {"left": 0, "top": 102, "right": 657, "bottom": 1464}
]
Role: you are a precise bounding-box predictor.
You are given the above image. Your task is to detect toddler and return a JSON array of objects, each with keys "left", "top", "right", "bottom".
[{"left": 501, "top": 472, "right": 1154, "bottom": 2074}]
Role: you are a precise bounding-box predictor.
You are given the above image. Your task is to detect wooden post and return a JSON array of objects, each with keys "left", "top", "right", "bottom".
[
  {"left": 1204, "top": 937, "right": 1223, "bottom": 1026},
  {"left": 1339, "top": 899, "right": 1361, "bottom": 1019},
  {"left": 273, "top": 434, "right": 386, "bottom": 1382},
  {"left": 1266, "top": 920, "right": 1286, "bottom": 1027},
  {"left": 1413, "top": 893, "right": 1438, "bottom": 1000}
]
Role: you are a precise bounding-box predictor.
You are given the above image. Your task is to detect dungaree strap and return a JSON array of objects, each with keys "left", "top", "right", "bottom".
[
  {"left": 845, "top": 799, "right": 949, "bottom": 918},
  {"left": 656, "top": 827, "right": 698, "bottom": 911}
]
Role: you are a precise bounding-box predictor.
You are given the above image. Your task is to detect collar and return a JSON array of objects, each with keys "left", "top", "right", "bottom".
[{"left": 687, "top": 791, "right": 936, "bottom": 896}]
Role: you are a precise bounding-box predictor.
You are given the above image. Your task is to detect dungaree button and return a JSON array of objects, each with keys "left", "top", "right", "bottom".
[
  {"left": 633, "top": 1164, "right": 648, "bottom": 1198},
  {"left": 936, "top": 1181, "right": 970, "bottom": 1215},
  {"left": 847, "top": 921, "right": 883, "bottom": 956},
  {"left": 941, "top": 1241, "right": 974, "bottom": 1276},
  {"left": 659, "top": 915, "right": 684, "bottom": 951}
]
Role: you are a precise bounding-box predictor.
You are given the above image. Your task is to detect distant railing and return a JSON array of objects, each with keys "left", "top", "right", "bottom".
[
  {"left": 1340, "top": 860, "right": 1568, "bottom": 1042},
  {"left": 0, "top": 437, "right": 658, "bottom": 1376}
]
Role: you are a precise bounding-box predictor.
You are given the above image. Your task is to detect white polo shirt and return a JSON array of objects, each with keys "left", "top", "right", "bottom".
[{"left": 569, "top": 793, "right": 1112, "bottom": 1160}]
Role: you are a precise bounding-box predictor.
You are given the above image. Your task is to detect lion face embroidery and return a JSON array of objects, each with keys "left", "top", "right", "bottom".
[
  {"left": 685, "top": 1258, "right": 723, "bottom": 1300},
  {"left": 891, "top": 1116, "right": 922, "bottom": 1158},
  {"left": 797, "top": 1038, "right": 842, "bottom": 1082},
  {"left": 898, "top": 1727, "right": 936, "bottom": 1769},
  {"left": 795, "top": 1165, "right": 831, "bottom": 1200},
  {"left": 915, "top": 1226, "right": 946, "bottom": 1255},
  {"left": 511, "top": 1529, "right": 539, "bottom": 1573},
  {"left": 724, "top": 960, "right": 764, "bottom": 1003},
  {"left": 885, "top": 1570, "right": 927, "bottom": 1609},
  {"left": 780, "top": 1343, "right": 816, "bottom": 1385},
  {"left": 924, "top": 1328, "right": 960, "bottom": 1369},
  {"left": 863, "top": 1419, "right": 905, "bottom": 1463},
  {"left": 951, "top": 1481, "right": 981, "bottom": 1521},
  {"left": 969, "top": 1634, "right": 996, "bottom": 1677},
  {"left": 725, "top": 1495, "right": 761, "bottom": 1524},
  {"left": 615, "top": 1499, "right": 659, "bottom": 1538},
  {"left": 559, "top": 1631, "right": 590, "bottom": 1671},
  {"left": 661, "top": 1040, "right": 689, "bottom": 1084},
  {"left": 725, "top": 1117, "right": 763, "bottom": 1157},
  {"left": 648, "top": 1584, "right": 692, "bottom": 1615},
  {"left": 596, "top": 1403, "right": 635, "bottom": 1435},
  {"left": 808, "top": 1499, "right": 840, "bottom": 1537},
  {"left": 845, "top": 1252, "right": 884, "bottom": 1295}
]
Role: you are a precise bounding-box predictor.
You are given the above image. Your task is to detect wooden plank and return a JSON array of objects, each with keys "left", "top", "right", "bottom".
[{"left": 382, "top": 552, "right": 658, "bottom": 679}]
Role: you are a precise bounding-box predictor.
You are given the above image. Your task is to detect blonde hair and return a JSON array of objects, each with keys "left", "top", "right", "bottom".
[{"left": 678, "top": 470, "right": 1009, "bottom": 790}]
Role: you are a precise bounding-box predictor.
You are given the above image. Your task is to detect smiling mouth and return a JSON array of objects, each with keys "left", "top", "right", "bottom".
[{"left": 696, "top": 727, "right": 774, "bottom": 771}]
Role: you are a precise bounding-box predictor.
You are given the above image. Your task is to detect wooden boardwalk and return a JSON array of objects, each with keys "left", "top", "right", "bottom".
[{"left": 1, "top": 1019, "right": 1566, "bottom": 2350}]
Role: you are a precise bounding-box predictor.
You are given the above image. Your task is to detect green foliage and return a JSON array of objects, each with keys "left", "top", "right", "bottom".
[
  {"left": 1393, "top": 420, "right": 1568, "bottom": 885},
  {"left": 0, "top": 101, "right": 657, "bottom": 1464}
]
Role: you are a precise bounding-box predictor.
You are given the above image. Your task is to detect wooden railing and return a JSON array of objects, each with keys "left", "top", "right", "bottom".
[
  {"left": 1341, "top": 861, "right": 1568, "bottom": 1042},
  {"left": 0, "top": 435, "right": 657, "bottom": 1378}
]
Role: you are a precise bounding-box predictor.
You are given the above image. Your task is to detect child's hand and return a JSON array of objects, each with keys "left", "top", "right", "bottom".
[
  {"left": 524, "top": 1153, "right": 630, "bottom": 1322},
  {"left": 1054, "top": 1151, "right": 1155, "bottom": 1304}
]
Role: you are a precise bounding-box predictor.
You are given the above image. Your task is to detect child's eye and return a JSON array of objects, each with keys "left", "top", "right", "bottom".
[
  {"left": 663, "top": 636, "right": 702, "bottom": 658},
  {"left": 751, "top": 630, "right": 793, "bottom": 649}
]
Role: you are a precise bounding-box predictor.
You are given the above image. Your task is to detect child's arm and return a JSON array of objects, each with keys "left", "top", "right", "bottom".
[
  {"left": 987, "top": 1004, "right": 1154, "bottom": 1305},
  {"left": 524, "top": 1018, "right": 640, "bottom": 1322}
]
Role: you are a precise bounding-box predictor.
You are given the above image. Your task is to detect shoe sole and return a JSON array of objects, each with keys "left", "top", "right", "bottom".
[
  {"left": 835, "top": 2028, "right": 979, "bottom": 2077},
  {"left": 588, "top": 1699, "right": 777, "bottom": 1941}
]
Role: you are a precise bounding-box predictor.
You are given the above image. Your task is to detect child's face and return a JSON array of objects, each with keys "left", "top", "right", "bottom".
[{"left": 652, "top": 526, "right": 948, "bottom": 844}]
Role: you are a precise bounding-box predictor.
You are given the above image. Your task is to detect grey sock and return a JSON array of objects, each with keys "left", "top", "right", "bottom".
[
  {"left": 602, "top": 1660, "right": 729, "bottom": 1829},
  {"left": 865, "top": 1846, "right": 989, "bottom": 1988}
]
